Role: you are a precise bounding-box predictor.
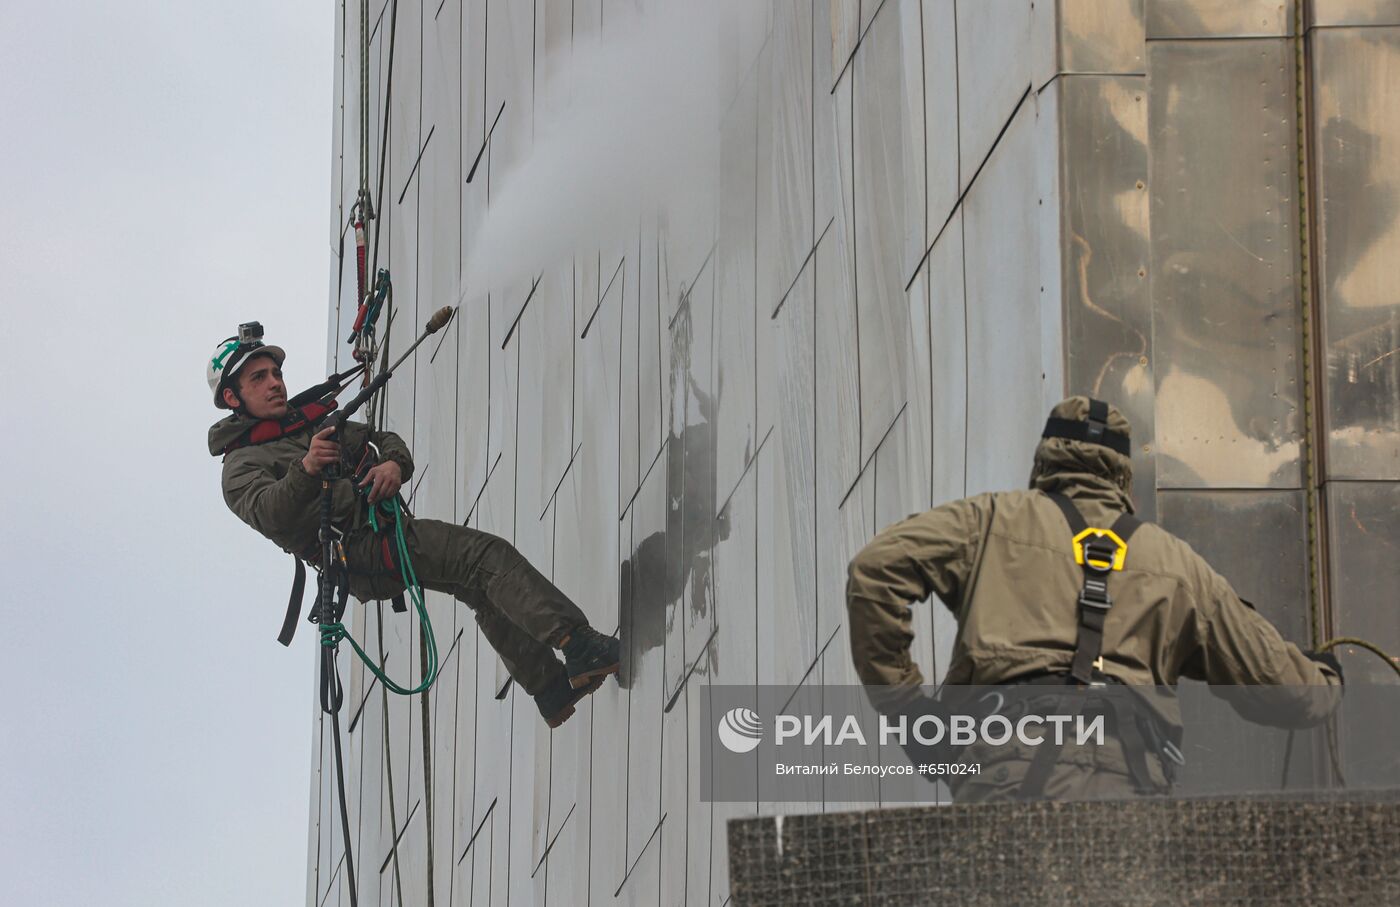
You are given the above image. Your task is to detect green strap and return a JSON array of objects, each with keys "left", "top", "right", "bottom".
[{"left": 321, "top": 497, "right": 438, "bottom": 696}]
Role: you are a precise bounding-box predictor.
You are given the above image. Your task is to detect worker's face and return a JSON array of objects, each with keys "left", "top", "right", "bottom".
[{"left": 224, "top": 354, "right": 288, "bottom": 419}]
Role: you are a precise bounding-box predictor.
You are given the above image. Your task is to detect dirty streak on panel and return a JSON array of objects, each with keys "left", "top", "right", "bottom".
[{"left": 1057, "top": 0, "right": 1145, "bottom": 74}]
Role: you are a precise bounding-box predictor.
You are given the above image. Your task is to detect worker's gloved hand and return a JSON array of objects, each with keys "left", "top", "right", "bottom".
[
  {"left": 359, "top": 460, "right": 403, "bottom": 505},
  {"left": 302, "top": 426, "right": 341, "bottom": 476},
  {"left": 1304, "top": 650, "right": 1344, "bottom": 685}
]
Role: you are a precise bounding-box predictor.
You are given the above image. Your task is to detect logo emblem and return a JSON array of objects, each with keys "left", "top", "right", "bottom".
[{"left": 717, "top": 707, "right": 763, "bottom": 754}]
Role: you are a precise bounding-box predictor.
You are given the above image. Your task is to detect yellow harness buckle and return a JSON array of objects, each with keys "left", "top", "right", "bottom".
[{"left": 1071, "top": 527, "right": 1129, "bottom": 572}]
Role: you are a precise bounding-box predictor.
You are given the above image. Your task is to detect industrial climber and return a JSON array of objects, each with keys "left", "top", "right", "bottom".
[
  {"left": 205, "top": 328, "right": 621, "bottom": 729},
  {"left": 845, "top": 395, "right": 1343, "bottom": 802}
]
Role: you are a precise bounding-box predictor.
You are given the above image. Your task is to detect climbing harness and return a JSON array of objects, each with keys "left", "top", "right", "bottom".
[
  {"left": 1007, "top": 491, "right": 1182, "bottom": 799},
  {"left": 318, "top": 497, "right": 438, "bottom": 695}
]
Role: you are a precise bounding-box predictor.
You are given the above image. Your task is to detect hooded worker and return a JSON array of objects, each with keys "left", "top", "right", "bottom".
[
  {"left": 846, "top": 395, "right": 1343, "bottom": 802},
  {"left": 205, "top": 326, "right": 621, "bottom": 728}
]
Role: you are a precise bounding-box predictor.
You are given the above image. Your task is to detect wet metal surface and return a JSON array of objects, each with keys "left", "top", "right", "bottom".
[
  {"left": 1308, "top": 0, "right": 1400, "bottom": 29},
  {"left": 1310, "top": 27, "right": 1400, "bottom": 480},
  {"left": 1148, "top": 37, "right": 1303, "bottom": 490},
  {"left": 1145, "top": 0, "right": 1296, "bottom": 39}
]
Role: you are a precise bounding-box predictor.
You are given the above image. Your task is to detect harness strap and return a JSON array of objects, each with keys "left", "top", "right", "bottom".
[
  {"left": 1045, "top": 492, "right": 1141, "bottom": 683},
  {"left": 224, "top": 400, "right": 339, "bottom": 453},
  {"left": 998, "top": 672, "right": 1173, "bottom": 797},
  {"left": 278, "top": 555, "right": 307, "bottom": 646},
  {"left": 1019, "top": 692, "right": 1084, "bottom": 798},
  {"left": 1042, "top": 397, "right": 1132, "bottom": 456}
]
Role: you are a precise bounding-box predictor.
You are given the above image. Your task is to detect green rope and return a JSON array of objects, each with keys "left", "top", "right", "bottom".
[{"left": 321, "top": 497, "right": 438, "bottom": 696}]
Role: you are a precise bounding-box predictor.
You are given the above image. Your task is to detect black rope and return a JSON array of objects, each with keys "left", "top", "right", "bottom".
[{"left": 317, "top": 444, "right": 359, "bottom": 904}]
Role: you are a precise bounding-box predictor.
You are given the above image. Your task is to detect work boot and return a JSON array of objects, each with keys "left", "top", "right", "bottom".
[
  {"left": 534, "top": 671, "right": 606, "bottom": 729},
  {"left": 560, "top": 626, "right": 622, "bottom": 689}
]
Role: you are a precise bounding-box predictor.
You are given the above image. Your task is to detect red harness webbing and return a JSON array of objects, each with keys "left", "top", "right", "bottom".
[{"left": 224, "top": 400, "right": 338, "bottom": 453}]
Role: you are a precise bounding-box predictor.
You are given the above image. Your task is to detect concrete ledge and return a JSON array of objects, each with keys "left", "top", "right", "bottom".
[{"left": 728, "top": 795, "right": 1400, "bottom": 905}]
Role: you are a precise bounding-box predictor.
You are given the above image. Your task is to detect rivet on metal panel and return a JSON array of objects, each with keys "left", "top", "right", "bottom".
[
  {"left": 1139, "top": 356, "right": 1148, "bottom": 367},
  {"left": 1135, "top": 180, "right": 1145, "bottom": 190}
]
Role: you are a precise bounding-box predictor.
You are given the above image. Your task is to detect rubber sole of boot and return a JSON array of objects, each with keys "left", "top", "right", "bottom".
[
  {"left": 544, "top": 675, "right": 607, "bottom": 727},
  {"left": 568, "top": 659, "right": 620, "bottom": 689},
  {"left": 544, "top": 704, "right": 575, "bottom": 729}
]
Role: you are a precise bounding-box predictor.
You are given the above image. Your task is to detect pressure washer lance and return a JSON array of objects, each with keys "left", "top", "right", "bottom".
[{"left": 312, "top": 304, "right": 455, "bottom": 907}]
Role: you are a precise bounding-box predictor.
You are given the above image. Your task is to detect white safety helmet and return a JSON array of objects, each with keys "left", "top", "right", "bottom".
[{"left": 208, "top": 323, "right": 286, "bottom": 409}]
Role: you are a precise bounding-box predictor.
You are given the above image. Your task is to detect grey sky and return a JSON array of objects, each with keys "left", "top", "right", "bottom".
[{"left": 2, "top": 3, "right": 333, "bottom": 903}]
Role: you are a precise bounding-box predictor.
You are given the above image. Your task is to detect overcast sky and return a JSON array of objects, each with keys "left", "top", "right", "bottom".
[{"left": 2, "top": 3, "right": 335, "bottom": 903}]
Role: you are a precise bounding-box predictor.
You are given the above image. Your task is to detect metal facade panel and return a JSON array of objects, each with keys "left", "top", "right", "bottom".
[
  {"left": 517, "top": 270, "right": 574, "bottom": 522},
  {"left": 427, "top": 630, "right": 463, "bottom": 903},
  {"left": 1326, "top": 481, "right": 1400, "bottom": 684},
  {"left": 657, "top": 689, "right": 689, "bottom": 900},
  {"left": 852, "top": 1, "right": 920, "bottom": 469},
  {"left": 619, "top": 241, "right": 640, "bottom": 516},
  {"left": 714, "top": 64, "right": 759, "bottom": 502},
  {"left": 1157, "top": 489, "right": 1312, "bottom": 643},
  {"left": 455, "top": 294, "right": 492, "bottom": 521},
  {"left": 925, "top": 209, "right": 968, "bottom": 512},
  {"left": 622, "top": 465, "right": 666, "bottom": 879},
  {"left": 874, "top": 416, "right": 939, "bottom": 686},
  {"left": 760, "top": 1, "right": 815, "bottom": 315},
  {"left": 1145, "top": 0, "right": 1296, "bottom": 39},
  {"left": 902, "top": 253, "right": 934, "bottom": 517},
  {"left": 922, "top": 0, "right": 959, "bottom": 236},
  {"left": 659, "top": 271, "right": 719, "bottom": 696},
  {"left": 1056, "top": 74, "right": 1158, "bottom": 518},
  {"left": 757, "top": 259, "right": 817, "bottom": 686},
  {"left": 1057, "top": 0, "right": 1146, "bottom": 74},
  {"left": 961, "top": 97, "right": 1057, "bottom": 495},
  {"left": 1310, "top": 28, "right": 1400, "bottom": 480},
  {"left": 584, "top": 589, "right": 631, "bottom": 905},
  {"left": 1308, "top": 0, "right": 1400, "bottom": 28},
  {"left": 827, "top": 0, "right": 862, "bottom": 89},
  {"left": 638, "top": 227, "right": 668, "bottom": 467},
  {"left": 330, "top": 0, "right": 349, "bottom": 249},
  {"left": 955, "top": 0, "right": 1044, "bottom": 190},
  {"left": 1148, "top": 38, "right": 1304, "bottom": 489}
]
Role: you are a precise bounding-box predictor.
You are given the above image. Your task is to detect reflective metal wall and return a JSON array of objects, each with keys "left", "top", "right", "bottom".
[
  {"left": 1306, "top": 9, "right": 1400, "bottom": 684},
  {"left": 311, "top": 1, "right": 1398, "bottom": 903}
]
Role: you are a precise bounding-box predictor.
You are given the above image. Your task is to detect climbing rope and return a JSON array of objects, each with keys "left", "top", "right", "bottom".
[
  {"left": 319, "top": 496, "right": 439, "bottom": 696},
  {"left": 1317, "top": 637, "right": 1400, "bottom": 680},
  {"left": 1279, "top": 636, "right": 1400, "bottom": 790}
]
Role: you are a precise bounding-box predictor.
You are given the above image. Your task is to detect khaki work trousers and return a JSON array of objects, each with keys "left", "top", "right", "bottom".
[{"left": 343, "top": 517, "right": 589, "bottom": 697}]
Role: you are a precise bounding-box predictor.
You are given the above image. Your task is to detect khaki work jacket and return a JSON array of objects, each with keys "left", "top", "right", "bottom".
[
  {"left": 208, "top": 412, "right": 415, "bottom": 559},
  {"left": 846, "top": 464, "right": 1341, "bottom": 732}
]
